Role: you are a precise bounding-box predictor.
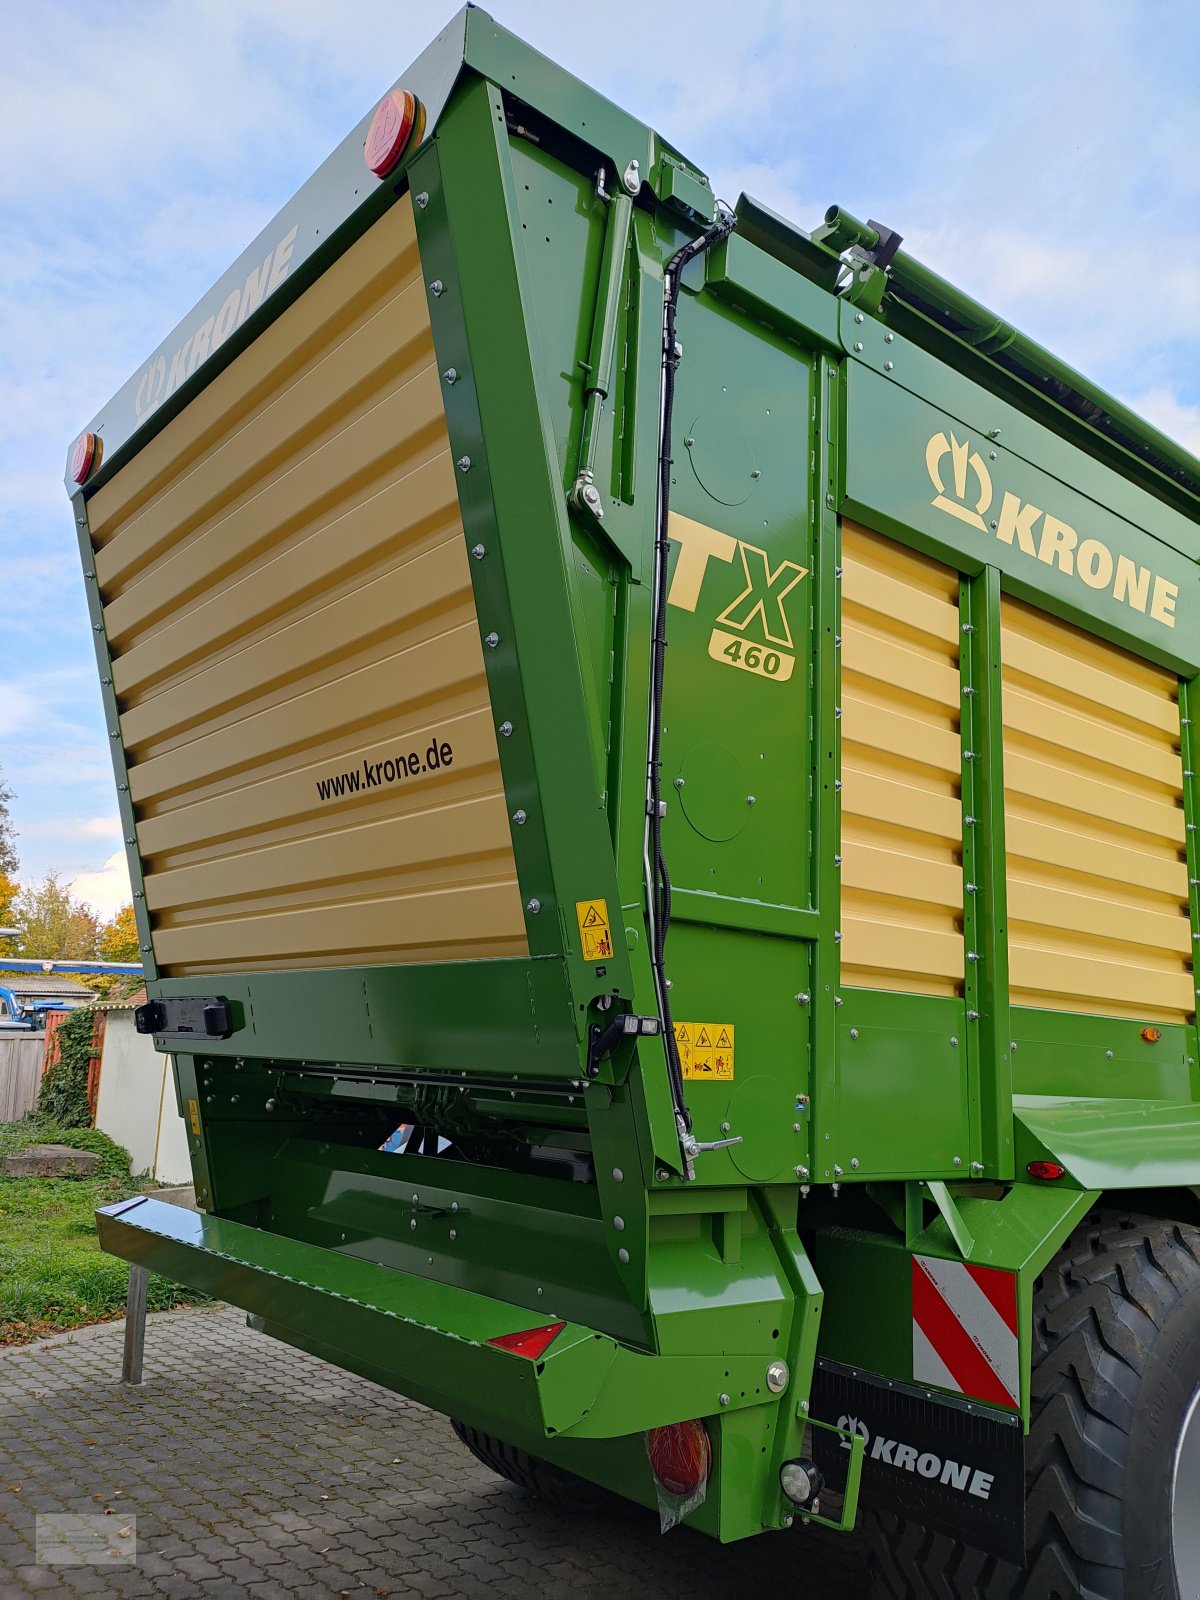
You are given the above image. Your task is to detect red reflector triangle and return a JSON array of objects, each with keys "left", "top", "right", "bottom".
[{"left": 486, "top": 1321, "right": 565, "bottom": 1359}]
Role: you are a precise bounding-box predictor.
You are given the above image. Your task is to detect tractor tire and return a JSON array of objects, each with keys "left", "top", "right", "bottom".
[
  {"left": 863, "top": 1209, "right": 1200, "bottom": 1599},
  {"left": 450, "top": 1419, "right": 613, "bottom": 1514}
]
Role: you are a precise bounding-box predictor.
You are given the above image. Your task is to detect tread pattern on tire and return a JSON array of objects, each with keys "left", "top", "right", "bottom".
[
  {"left": 449, "top": 1419, "right": 610, "bottom": 1511},
  {"left": 863, "top": 1209, "right": 1200, "bottom": 1600}
]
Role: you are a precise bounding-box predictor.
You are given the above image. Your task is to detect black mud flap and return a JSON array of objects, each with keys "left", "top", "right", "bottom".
[{"left": 810, "top": 1359, "right": 1025, "bottom": 1563}]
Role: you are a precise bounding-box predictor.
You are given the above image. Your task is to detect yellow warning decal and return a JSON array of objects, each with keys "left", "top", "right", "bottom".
[
  {"left": 575, "top": 898, "right": 614, "bottom": 961},
  {"left": 187, "top": 1098, "right": 201, "bottom": 1136},
  {"left": 674, "top": 1021, "right": 735, "bottom": 1080}
]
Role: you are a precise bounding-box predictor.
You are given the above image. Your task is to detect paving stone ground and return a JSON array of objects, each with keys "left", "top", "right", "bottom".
[{"left": 0, "top": 1306, "right": 864, "bottom": 1598}]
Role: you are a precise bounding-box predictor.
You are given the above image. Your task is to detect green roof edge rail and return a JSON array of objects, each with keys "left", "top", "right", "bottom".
[{"left": 820, "top": 202, "right": 1200, "bottom": 517}]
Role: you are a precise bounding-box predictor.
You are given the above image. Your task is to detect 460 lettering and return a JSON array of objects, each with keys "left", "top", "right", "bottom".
[{"left": 708, "top": 628, "right": 793, "bottom": 682}]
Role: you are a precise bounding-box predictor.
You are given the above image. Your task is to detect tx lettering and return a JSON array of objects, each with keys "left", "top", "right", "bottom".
[
  {"left": 667, "top": 513, "right": 807, "bottom": 644},
  {"left": 869, "top": 1434, "right": 994, "bottom": 1500}
]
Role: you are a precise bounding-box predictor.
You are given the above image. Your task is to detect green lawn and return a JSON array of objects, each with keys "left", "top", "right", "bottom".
[{"left": 0, "top": 1119, "right": 206, "bottom": 1344}]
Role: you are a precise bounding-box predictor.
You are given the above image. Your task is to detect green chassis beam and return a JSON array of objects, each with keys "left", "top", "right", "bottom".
[{"left": 98, "top": 1197, "right": 771, "bottom": 1441}]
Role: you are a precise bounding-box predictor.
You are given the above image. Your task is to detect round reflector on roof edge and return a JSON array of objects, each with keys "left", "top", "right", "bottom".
[
  {"left": 364, "top": 89, "right": 420, "bottom": 179},
  {"left": 70, "top": 432, "right": 100, "bottom": 485}
]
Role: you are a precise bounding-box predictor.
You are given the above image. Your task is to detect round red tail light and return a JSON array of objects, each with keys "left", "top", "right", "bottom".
[
  {"left": 647, "top": 1419, "right": 711, "bottom": 1497},
  {"left": 364, "top": 89, "right": 420, "bottom": 178},
  {"left": 69, "top": 432, "right": 100, "bottom": 484}
]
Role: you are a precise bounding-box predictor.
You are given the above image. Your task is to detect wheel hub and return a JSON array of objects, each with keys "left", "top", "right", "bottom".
[{"left": 1171, "top": 1386, "right": 1200, "bottom": 1591}]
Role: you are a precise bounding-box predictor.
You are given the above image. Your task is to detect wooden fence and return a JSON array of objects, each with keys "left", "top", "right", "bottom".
[{"left": 0, "top": 1033, "right": 47, "bottom": 1121}]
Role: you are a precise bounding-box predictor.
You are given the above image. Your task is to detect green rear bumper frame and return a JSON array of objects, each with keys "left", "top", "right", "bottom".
[{"left": 97, "top": 1197, "right": 768, "bottom": 1444}]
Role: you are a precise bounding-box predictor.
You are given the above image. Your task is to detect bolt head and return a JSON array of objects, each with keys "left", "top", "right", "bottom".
[
  {"left": 766, "top": 1360, "right": 789, "bottom": 1393},
  {"left": 526, "top": 898, "right": 541, "bottom": 914},
  {"left": 471, "top": 544, "right": 486, "bottom": 559},
  {"left": 484, "top": 631, "right": 499, "bottom": 648},
  {"left": 430, "top": 279, "right": 444, "bottom": 296},
  {"left": 457, "top": 455, "right": 471, "bottom": 472},
  {"left": 499, "top": 721, "right": 513, "bottom": 737},
  {"left": 719, "top": 1392, "right": 731, "bottom": 1407},
  {"left": 415, "top": 192, "right": 429, "bottom": 208},
  {"left": 443, "top": 367, "right": 458, "bottom": 383},
  {"left": 512, "top": 809, "right": 527, "bottom": 825}
]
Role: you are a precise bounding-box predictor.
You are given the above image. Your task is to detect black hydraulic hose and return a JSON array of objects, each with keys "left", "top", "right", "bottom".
[{"left": 648, "top": 206, "right": 736, "bottom": 1142}]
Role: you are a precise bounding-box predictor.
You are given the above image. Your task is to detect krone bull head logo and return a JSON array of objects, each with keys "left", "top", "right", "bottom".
[{"left": 926, "top": 431, "right": 993, "bottom": 532}]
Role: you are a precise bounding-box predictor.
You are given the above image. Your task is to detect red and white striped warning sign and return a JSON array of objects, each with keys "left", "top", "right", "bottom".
[{"left": 912, "top": 1254, "right": 1019, "bottom": 1410}]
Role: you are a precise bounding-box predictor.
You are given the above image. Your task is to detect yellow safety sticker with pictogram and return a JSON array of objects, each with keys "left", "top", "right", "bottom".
[
  {"left": 575, "top": 898, "right": 614, "bottom": 961},
  {"left": 674, "top": 1021, "right": 735, "bottom": 1080}
]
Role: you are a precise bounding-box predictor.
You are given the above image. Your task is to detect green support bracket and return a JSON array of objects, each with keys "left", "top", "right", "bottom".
[
  {"left": 924, "top": 1179, "right": 976, "bottom": 1260},
  {"left": 759, "top": 1188, "right": 825, "bottom": 1530},
  {"left": 798, "top": 1415, "right": 866, "bottom": 1533},
  {"left": 959, "top": 568, "right": 1014, "bottom": 1179}
]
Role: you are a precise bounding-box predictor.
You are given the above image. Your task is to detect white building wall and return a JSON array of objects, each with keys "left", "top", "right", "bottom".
[{"left": 94, "top": 1012, "right": 193, "bottom": 1185}]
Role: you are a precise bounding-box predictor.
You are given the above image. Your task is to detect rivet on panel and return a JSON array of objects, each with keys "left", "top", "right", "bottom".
[
  {"left": 443, "top": 368, "right": 458, "bottom": 384},
  {"left": 499, "top": 721, "right": 513, "bottom": 737},
  {"left": 457, "top": 456, "right": 472, "bottom": 472},
  {"left": 415, "top": 192, "right": 429, "bottom": 208},
  {"left": 471, "top": 544, "right": 486, "bottom": 559},
  {"left": 430, "top": 279, "right": 444, "bottom": 296},
  {"left": 484, "top": 632, "right": 499, "bottom": 648},
  {"left": 512, "top": 809, "right": 527, "bottom": 825}
]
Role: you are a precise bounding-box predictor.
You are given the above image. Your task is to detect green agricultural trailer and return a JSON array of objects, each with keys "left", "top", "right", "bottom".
[{"left": 67, "top": 9, "right": 1200, "bottom": 1594}]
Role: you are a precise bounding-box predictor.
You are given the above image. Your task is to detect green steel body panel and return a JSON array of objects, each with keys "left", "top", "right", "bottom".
[
  {"left": 1014, "top": 1096, "right": 1200, "bottom": 1191},
  {"left": 73, "top": 5, "right": 1200, "bottom": 1550}
]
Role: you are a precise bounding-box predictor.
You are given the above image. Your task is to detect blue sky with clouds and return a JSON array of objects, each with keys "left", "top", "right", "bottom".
[{"left": 2, "top": 0, "right": 1198, "bottom": 917}]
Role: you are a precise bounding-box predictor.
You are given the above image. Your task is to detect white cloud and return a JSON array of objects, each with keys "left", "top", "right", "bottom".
[
  {"left": 1126, "top": 388, "right": 1200, "bottom": 457},
  {"left": 20, "top": 816, "right": 120, "bottom": 843},
  {"left": 69, "top": 852, "right": 132, "bottom": 923}
]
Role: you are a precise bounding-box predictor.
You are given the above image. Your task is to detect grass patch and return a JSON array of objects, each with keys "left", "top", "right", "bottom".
[{"left": 0, "top": 1118, "right": 209, "bottom": 1344}]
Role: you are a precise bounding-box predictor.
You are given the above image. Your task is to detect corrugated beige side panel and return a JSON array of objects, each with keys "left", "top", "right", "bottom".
[
  {"left": 1001, "top": 596, "right": 1191, "bottom": 1022},
  {"left": 840, "top": 522, "right": 963, "bottom": 996},
  {"left": 88, "top": 195, "right": 527, "bottom": 976}
]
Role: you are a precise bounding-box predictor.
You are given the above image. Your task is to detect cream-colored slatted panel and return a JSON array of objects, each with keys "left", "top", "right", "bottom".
[
  {"left": 1001, "top": 597, "right": 1190, "bottom": 1021},
  {"left": 87, "top": 195, "right": 527, "bottom": 977},
  {"left": 840, "top": 523, "right": 963, "bottom": 995}
]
